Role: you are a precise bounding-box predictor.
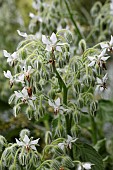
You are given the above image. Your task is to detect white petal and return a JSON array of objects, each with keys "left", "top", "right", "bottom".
[
  {"left": 110, "top": 35, "right": 113, "bottom": 46},
  {"left": 56, "top": 46, "right": 62, "bottom": 52},
  {"left": 97, "top": 77, "right": 102, "bottom": 84},
  {"left": 88, "top": 56, "right": 95, "bottom": 61},
  {"left": 100, "top": 43, "right": 109, "bottom": 49},
  {"left": 48, "top": 100, "right": 54, "bottom": 107},
  {"left": 31, "top": 96, "right": 36, "bottom": 100},
  {"left": 58, "top": 143, "right": 64, "bottom": 150},
  {"left": 77, "top": 165, "right": 82, "bottom": 170},
  {"left": 4, "top": 70, "right": 12, "bottom": 79},
  {"left": 16, "top": 139, "right": 24, "bottom": 146},
  {"left": 18, "top": 74, "right": 24, "bottom": 82},
  {"left": 30, "top": 145, "right": 37, "bottom": 151},
  {"left": 30, "top": 138, "right": 40, "bottom": 145},
  {"left": 29, "top": 12, "right": 35, "bottom": 18},
  {"left": 22, "top": 88, "right": 28, "bottom": 97},
  {"left": 55, "top": 98, "right": 60, "bottom": 106},
  {"left": 23, "top": 135, "right": 30, "bottom": 144},
  {"left": 12, "top": 52, "right": 17, "bottom": 59},
  {"left": 50, "top": 33, "right": 57, "bottom": 44},
  {"left": 88, "top": 61, "right": 96, "bottom": 67},
  {"left": 42, "top": 35, "right": 50, "bottom": 44},
  {"left": 17, "top": 30, "right": 27, "bottom": 38},
  {"left": 67, "top": 135, "right": 72, "bottom": 142},
  {"left": 3, "top": 50, "right": 11, "bottom": 58},
  {"left": 45, "top": 45, "right": 52, "bottom": 51},
  {"left": 83, "top": 162, "right": 93, "bottom": 170},
  {"left": 14, "top": 91, "right": 23, "bottom": 98},
  {"left": 102, "top": 73, "right": 108, "bottom": 82},
  {"left": 101, "top": 56, "right": 110, "bottom": 61}
]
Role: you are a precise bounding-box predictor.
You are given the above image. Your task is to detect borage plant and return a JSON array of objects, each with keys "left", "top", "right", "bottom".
[{"left": 0, "top": 28, "right": 112, "bottom": 170}]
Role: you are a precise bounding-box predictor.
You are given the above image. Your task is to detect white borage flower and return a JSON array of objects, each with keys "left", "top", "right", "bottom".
[
  {"left": 58, "top": 135, "right": 78, "bottom": 150},
  {"left": 49, "top": 97, "right": 61, "bottom": 115},
  {"left": 23, "top": 65, "right": 33, "bottom": 82},
  {"left": 16, "top": 134, "right": 40, "bottom": 151},
  {"left": 77, "top": 162, "right": 94, "bottom": 170},
  {"left": 4, "top": 70, "right": 14, "bottom": 87},
  {"left": 17, "top": 30, "right": 28, "bottom": 38},
  {"left": 42, "top": 32, "right": 65, "bottom": 52},
  {"left": 14, "top": 87, "right": 36, "bottom": 102},
  {"left": 100, "top": 35, "right": 113, "bottom": 52},
  {"left": 96, "top": 73, "right": 108, "bottom": 92},
  {"left": 3, "top": 50, "right": 18, "bottom": 66},
  {"left": 88, "top": 49, "right": 110, "bottom": 69}
]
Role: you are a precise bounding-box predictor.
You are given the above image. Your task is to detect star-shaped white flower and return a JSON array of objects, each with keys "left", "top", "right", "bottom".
[
  {"left": 3, "top": 50, "right": 18, "bottom": 66},
  {"left": 100, "top": 35, "right": 113, "bottom": 52},
  {"left": 96, "top": 73, "right": 108, "bottom": 92},
  {"left": 42, "top": 32, "right": 63, "bottom": 52},
  {"left": 88, "top": 50, "right": 110, "bottom": 69},
  {"left": 16, "top": 134, "right": 40, "bottom": 151},
  {"left": 4, "top": 70, "right": 14, "bottom": 87},
  {"left": 49, "top": 98, "right": 61, "bottom": 115},
  {"left": 77, "top": 162, "right": 94, "bottom": 170},
  {"left": 58, "top": 135, "right": 78, "bottom": 150}
]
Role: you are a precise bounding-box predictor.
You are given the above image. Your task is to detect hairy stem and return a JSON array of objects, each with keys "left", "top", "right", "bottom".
[
  {"left": 90, "top": 115, "right": 97, "bottom": 144},
  {"left": 64, "top": 0, "right": 83, "bottom": 40}
]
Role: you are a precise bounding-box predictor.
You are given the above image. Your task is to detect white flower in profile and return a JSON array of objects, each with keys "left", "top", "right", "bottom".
[
  {"left": 29, "top": 13, "right": 43, "bottom": 22},
  {"left": 4, "top": 70, "right": 14, "bottom": 87},
  {"left": 3, "top": 50, "right": 18, "bottom": 66},
  {"left": 16, "top": 134, "right": 40, "bottom": 151},
  {"left": 14, "top": 87, "right": 36, "bottom": 102},
  {"left": 88, "top": 49, "right": 110, "bottom": 69},
  {"left": 23, "top": 65, "right": 33, "bottom": 82},
  {"left": 17, "top": 30, "right": 27, "bottom": 38},
  {"left": 58, "top": 135, "right": 78, "bottom": 150},
  {"left": 49, "top": 98, "right": 61, "bottom": 115},
  {"left": 42, "top": 32, "right": 63, "bottom": 52},
  {"left": 100, "top": 35, "right": 113, "bottom": 52},
  {"left": 77, "top": 162, "right": 94, "bottom": 170},
  {"left": 96, "top": 73, "right": 108, "bottom": 92}
]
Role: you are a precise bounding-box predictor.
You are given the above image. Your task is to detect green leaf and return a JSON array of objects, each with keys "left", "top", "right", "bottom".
[{"left": 78, "top": 143, "right": 104, "bottom": 170}]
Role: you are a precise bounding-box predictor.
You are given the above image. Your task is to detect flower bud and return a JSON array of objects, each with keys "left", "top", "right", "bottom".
[
  {"left": 74, "top": 82, "right": 81, "bottom": 93},
  {"left": 79, "top": 39, "right": 86, "bottom": 53},
  {"left": 26, "top": 106, "right": 34, "bottom": 120},
  {"left": 19, "top": 129, "right": 30, "bottom": 139},
  {"left": 45, "top": 131, "right": 52, "bottom": 145},
  {"left": 0, "top": 135, "right": 7, "bottom": 152},
  {"left": 19, "top": 152, "right": 26, "bottom": 166},
  {"left": 65, "top": 31, "right": 73, "bottom": 44}
]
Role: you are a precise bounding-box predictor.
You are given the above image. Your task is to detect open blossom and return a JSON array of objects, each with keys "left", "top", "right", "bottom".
[
  {"left": 96, "top": 73, "right": 108, "bottom": 92},
  {"left": 42, "top": 32, "right": 63, "bottom": 52},
  {"left": 16, "top": 134, "right": 40, "bottom": 151},
  {"left": 4, "top": 70, "right": 14, "bottom": 87},
  {"left": 58, "top": 135, "right": 78, "bottom": 150},
  {"left": 100, "top": 35, "right": 113, "bottom": 52},
  {"left": 14, "top": 87, "right": 36, "bottom": 102},
  {"left": 3, "top": 50, "right": 18, "bottom": 66},
  {"left": 49, "top": 98, "right": 61, "bottom": 115},
  {"left": 77, "top": 162, "right": 94, "bottom": 170},
  {"left": 88, "top": 50, "right": 110, "bottom": 69}
]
